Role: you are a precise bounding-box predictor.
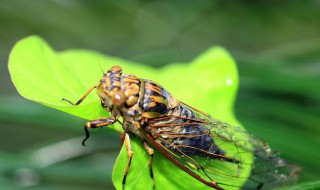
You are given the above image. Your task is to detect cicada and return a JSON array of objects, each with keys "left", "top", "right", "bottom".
[{"left": 63, "top": 65, "right": 299, "bottom": 190}]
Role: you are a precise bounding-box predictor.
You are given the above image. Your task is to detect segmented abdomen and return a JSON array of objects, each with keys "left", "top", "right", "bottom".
[
  {"left": 167, "top": 105, "right": 227, "bottom": 158},
  {"left": 146, "top": 104, "right": 229, "bottom": 161}
]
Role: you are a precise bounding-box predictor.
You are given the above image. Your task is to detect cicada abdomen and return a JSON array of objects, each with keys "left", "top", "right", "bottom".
[
  {"left": 144, "top": 100, "right": 299, "bottom": 189},
  {"left": 64, "top": 65, "right": 299, "bottom": 190}
]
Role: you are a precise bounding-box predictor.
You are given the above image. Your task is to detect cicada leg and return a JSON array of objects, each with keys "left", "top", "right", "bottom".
[
  {"left": 62, "top": 83, "right": 120, "bottom": 145},
  {"left": 82, "top": 116, "right": 117, "bottom": 146},
  {"left": 143, "top": 141, "right": 155, "bottom": 189},
  {"left": 122, "top": 132, "right": 133, "bottom": 190},
  {"left": 61, "top": 82, "right": 101, "bottom": 105}
]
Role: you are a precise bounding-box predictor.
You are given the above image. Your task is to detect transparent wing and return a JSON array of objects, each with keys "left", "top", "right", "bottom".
[{"left": 145, "top": 102, "right": 300, "bottom": 190}]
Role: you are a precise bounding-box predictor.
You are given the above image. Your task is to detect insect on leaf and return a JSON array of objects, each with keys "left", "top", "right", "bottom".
[{"left": 9, "top": 36, "right": 298, "bottom": 190}]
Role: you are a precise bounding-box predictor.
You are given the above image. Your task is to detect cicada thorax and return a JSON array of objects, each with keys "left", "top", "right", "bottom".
[
  {"left": 141, "top": 80, "right": 180, "bottom": 118},
  {"left": 97, "top": 66, "right": 180, "bottom": 133}
]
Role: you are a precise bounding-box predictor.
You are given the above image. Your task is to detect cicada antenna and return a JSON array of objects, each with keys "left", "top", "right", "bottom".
[
  {"left": 96, "top": 55, "right": 104, "bottom": 74},
  {"left": 99, "top": 63, "right": 104, "bottom": 74}
]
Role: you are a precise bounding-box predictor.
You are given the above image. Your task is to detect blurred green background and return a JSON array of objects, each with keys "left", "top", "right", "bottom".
[{"left": 1, "top": 0, "right": 319, "bottom": 189}]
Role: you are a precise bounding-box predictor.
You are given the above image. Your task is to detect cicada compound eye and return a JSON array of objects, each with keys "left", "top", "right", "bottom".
[{"left": 111, "top": 91, "right": 125, "bottom": 107}]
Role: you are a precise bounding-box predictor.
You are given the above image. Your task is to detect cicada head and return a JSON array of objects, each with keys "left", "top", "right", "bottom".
[{"left": 97, "top": 65, "right": 126, "bottom": 110}]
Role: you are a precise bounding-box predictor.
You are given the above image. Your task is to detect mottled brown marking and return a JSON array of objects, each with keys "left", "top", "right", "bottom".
[
  {"left": 145, "top": 83, "right": 162, "bottom": 95},
  {"left": 122, "top": 76, "right": 139, "bottom": 84},
  {"left": 124, "top": 83, "right": 139, "bottom": 98},
  {"left": 145, "top": 95, "right": 167, "bottom": 104},
  {"left": 126, "top": 95, "right": 138, "bottom": 107}
]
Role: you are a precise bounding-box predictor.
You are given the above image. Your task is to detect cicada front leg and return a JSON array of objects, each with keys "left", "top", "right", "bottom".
[
  {"left": 82, "top": 116, "right": 118, "bottom": 146},
  {"left": 62, "top": 82, "right": 101, "bottom": 106},
  {"left": 61, "top": 82, "right": 118, "bottom": 145}
]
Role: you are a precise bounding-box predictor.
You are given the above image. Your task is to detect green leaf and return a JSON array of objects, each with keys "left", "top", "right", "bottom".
[
  {"left": 8, "top": 36, "right": 108, "bottom": 121},
  {"left": 9, "top": 36, "right": 247, "bottom": 190}
]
